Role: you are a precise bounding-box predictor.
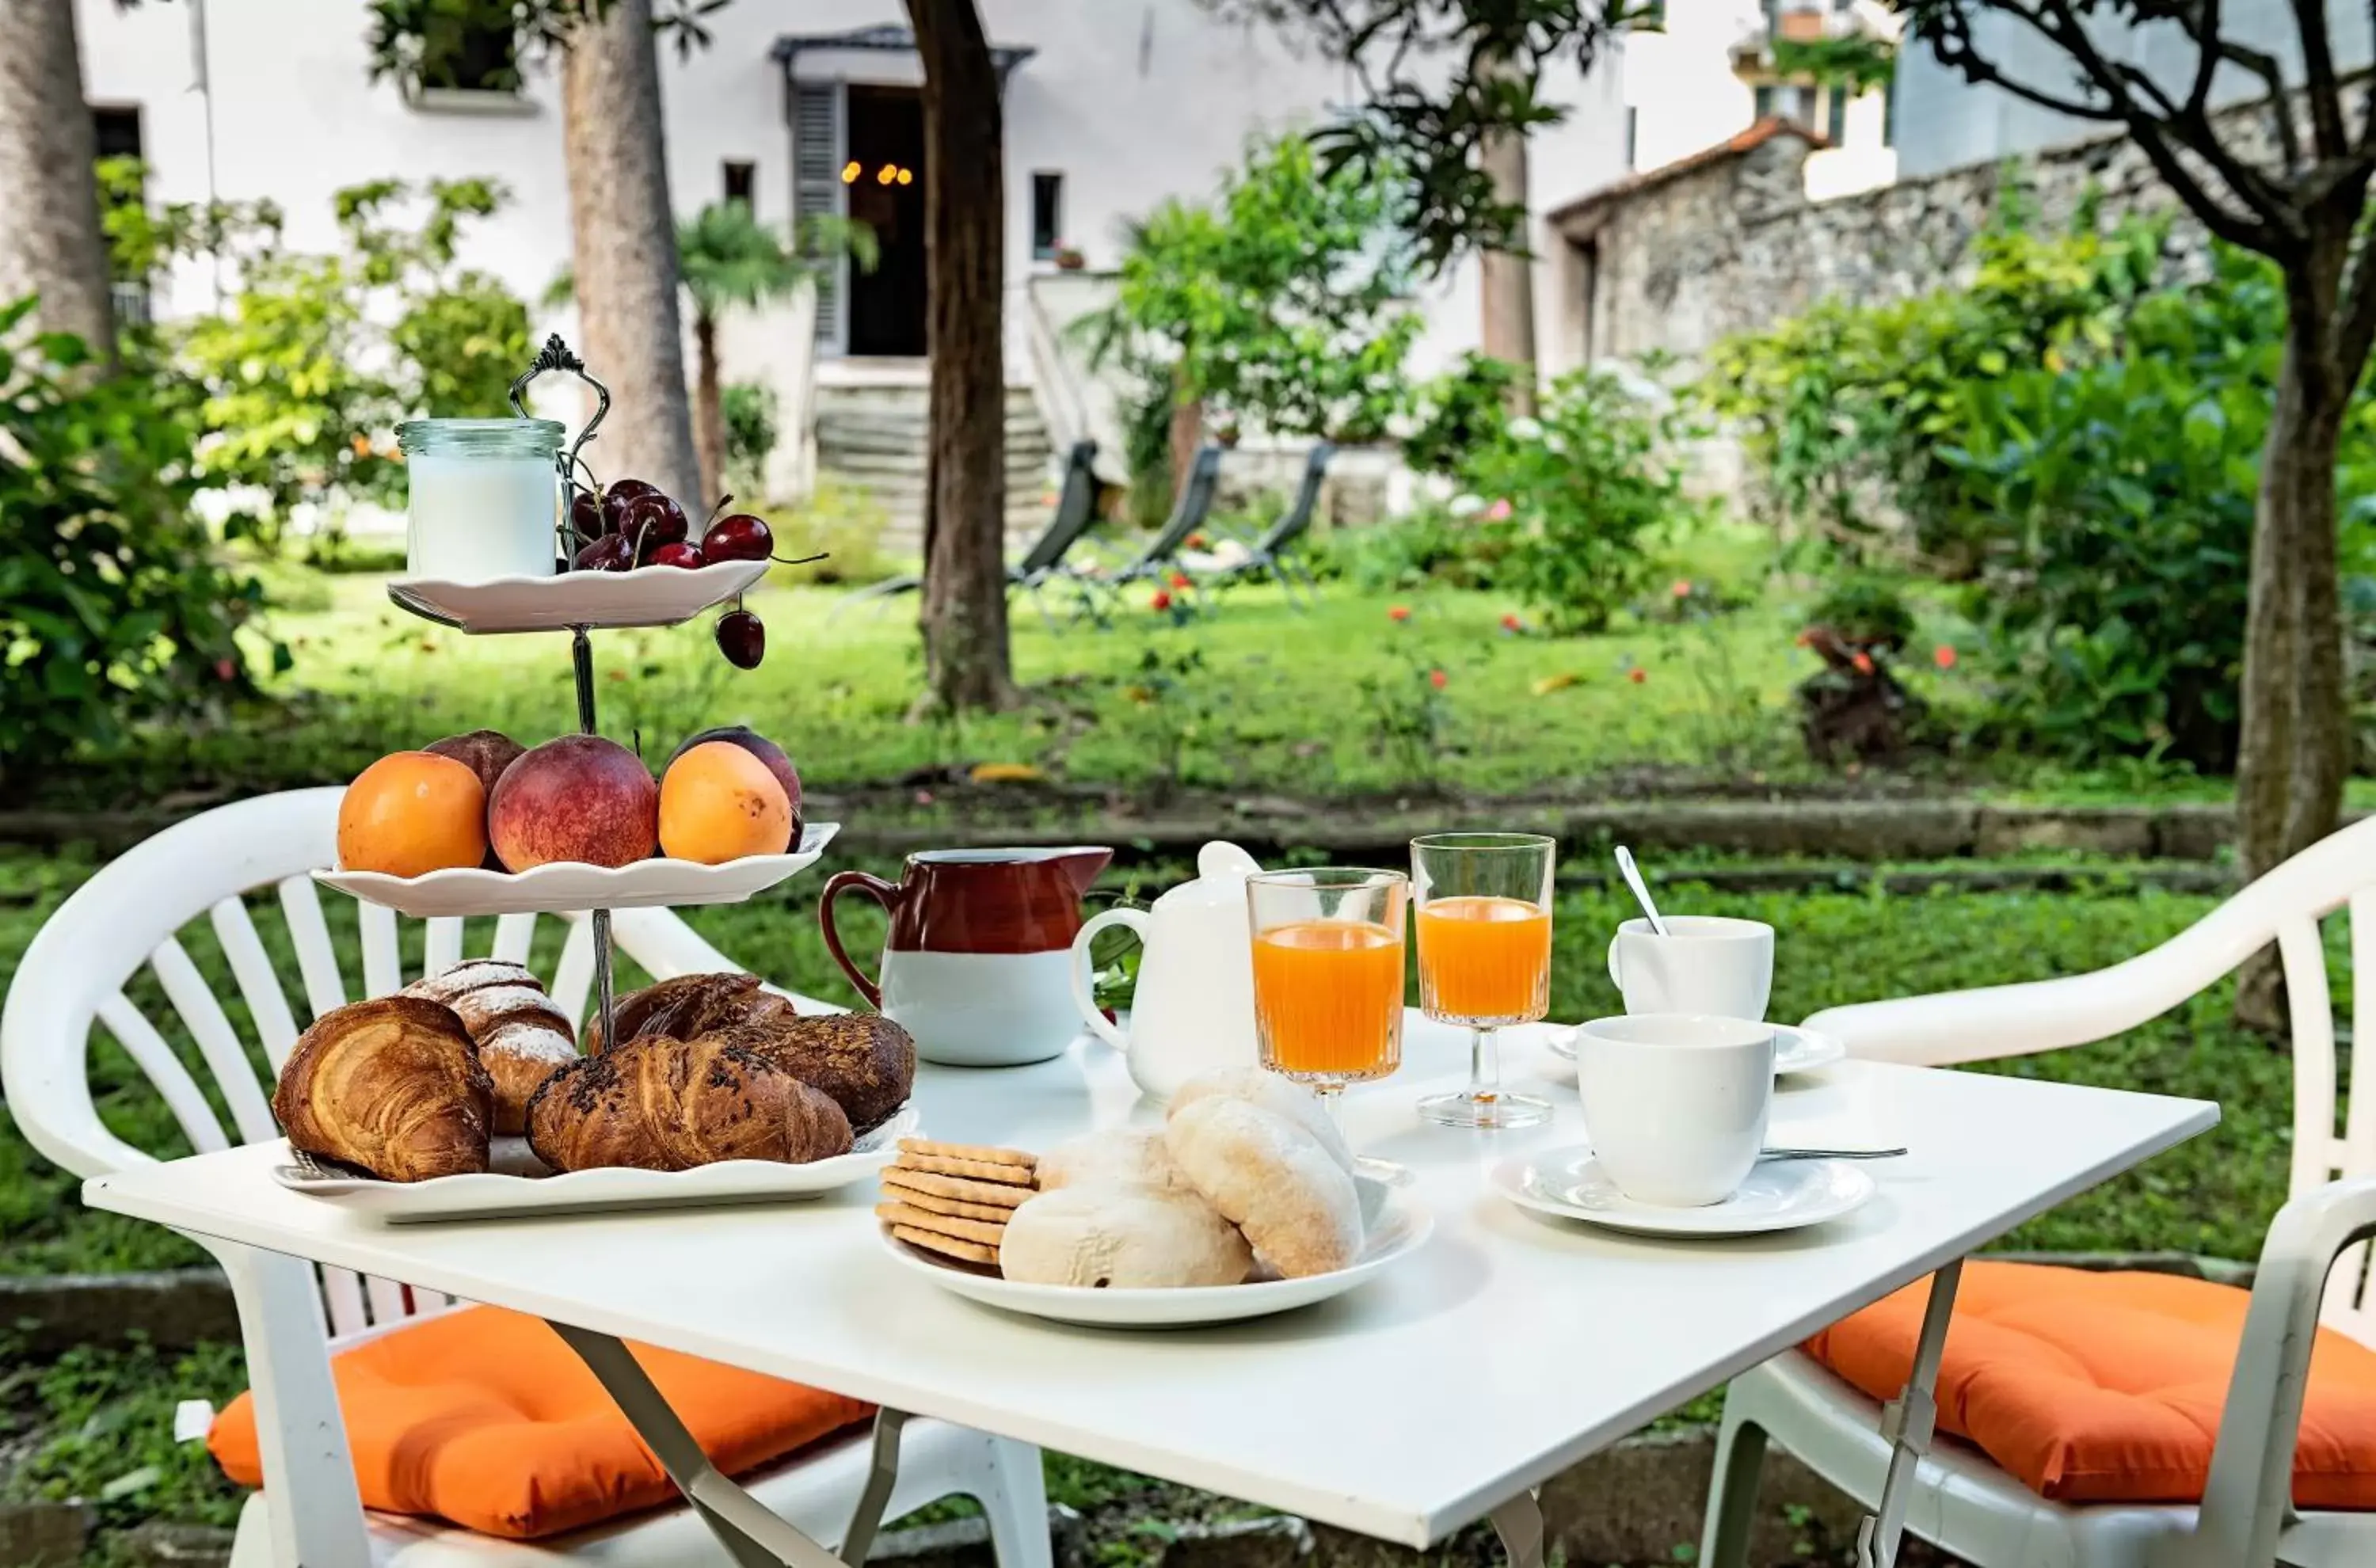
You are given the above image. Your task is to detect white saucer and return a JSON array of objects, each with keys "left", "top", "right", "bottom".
[
  {"left": 1491, "top": 1147, "right": 1875, "bottom": 1236},
  {"left": 1548, "top": 1021, "right": 1846, "bottom": 1076}
]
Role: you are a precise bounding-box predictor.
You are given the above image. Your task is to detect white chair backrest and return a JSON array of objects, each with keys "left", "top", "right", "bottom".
[{"left": 0, "top": 787, "right": 611, "bottom": 1342}]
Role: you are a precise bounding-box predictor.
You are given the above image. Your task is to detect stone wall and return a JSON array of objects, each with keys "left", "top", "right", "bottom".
[{"left": 1564, "top": 87, "right": 2321, "bottom": 365}]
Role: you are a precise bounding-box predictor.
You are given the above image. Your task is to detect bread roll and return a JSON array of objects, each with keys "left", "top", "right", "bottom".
[
  {"left": 586, "top": 971, "right": 793, "bottom": 1053},
  {"left": 719, "top": 1013, "right": 915, "bottom": 1134},
  {"left": 524, "top": 1032, "right": 852, "bottom": 1173},
  {"left": 1164, "top": 1097, "right": 1361, "bottom": 1277},
  {"left": 273, "top": 996, "right": 493, "bottom": 1182},
  {"left": 1167, "top": 1067, "right": 1354, "bottom": 1176},
  {"left": 1000, "top": 1182, "right": 1251, "bottom": 1288},
  {"left": 1036, "top": 1128, "right": 1190, "bottom": 1193},
  {"left": 401, "top": 962, "right": 578, "bottom": 1135}
]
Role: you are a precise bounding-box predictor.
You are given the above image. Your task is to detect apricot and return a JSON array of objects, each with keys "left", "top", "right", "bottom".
[
  {"left": 659, "top": 741, "right": 793, "bottom": 864},
  {"left": 338, "top": 752, "right": 488, "bottom": 878},
  {"left": 488, "top": 735, "right": 659, "bottom": 871}
]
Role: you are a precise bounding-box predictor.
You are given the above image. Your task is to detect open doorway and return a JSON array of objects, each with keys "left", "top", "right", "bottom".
[{"left": 844, "top": 85, "right": 927, "bottom": 358}]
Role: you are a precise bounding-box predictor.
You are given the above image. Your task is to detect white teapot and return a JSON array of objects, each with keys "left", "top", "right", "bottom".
[{"left": 1068, "top": 841, "right": 1262, "bottom": 1102}]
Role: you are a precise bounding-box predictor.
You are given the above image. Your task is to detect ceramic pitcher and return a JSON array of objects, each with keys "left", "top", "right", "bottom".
[
  {"left": 1066, "top": 842, "right": 1262, "bottom": 1102},
  {"left": 821, "top": 847, "right": 1111, "bottom": 1066}
]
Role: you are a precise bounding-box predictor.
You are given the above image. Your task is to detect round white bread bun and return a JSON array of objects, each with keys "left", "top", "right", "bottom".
[
  {"left": 1165, "top": 1067, "right": 1355, "bottom": 1175},
  {"left": 1163, "top": 1096, "right": 1362, "bottom": 1277},
  {"left": 1000, "top": 1182, "right": 1252, "bottom": 1288},
  {"left": 1035, "top": 1127, "right": 1190, "bottom": 1193}
]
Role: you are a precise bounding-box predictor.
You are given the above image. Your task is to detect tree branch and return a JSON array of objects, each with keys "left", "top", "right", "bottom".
[
  {"left": 2341, "top": 233, "right": 2376, "bottom": 379},
  {"left": 2291, "top": 0, "right": 2350, "bottom": 159}
]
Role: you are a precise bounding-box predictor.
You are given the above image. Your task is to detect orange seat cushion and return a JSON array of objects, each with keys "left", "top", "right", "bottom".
[
  {"left": 1803, "top": 1262, "right": 2376, "bottom": 1507},
  {"left": 208, "top": 1304, "right": 872, "bottom": 1539}
]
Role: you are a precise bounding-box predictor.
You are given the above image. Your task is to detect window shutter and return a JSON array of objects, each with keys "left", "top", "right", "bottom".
[{"left": 792, "top": 80, "right": 847, "bottom": 353}]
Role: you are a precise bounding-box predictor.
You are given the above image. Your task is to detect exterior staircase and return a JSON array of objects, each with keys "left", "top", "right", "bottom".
[{"left": 812, "top": 370, "right": 1054, "bottom": 558}]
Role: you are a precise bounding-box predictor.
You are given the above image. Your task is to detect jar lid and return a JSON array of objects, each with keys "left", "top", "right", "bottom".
[{"left": 397, "top": 418, "right": 567, "bottom": 455}]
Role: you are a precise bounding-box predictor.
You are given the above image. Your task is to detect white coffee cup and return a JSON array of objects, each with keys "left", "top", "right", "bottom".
[
  {"left": 1573, "top": 1013, "right": 1775, "bottom": 1206},
  {"left": 1606, "top": 915, "right": 1774, "bottom": 1020}
]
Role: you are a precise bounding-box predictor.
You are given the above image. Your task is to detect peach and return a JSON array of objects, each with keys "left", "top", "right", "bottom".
[
  {"left": 488, "top": 735, "right": 659, "bottom": 871},
  {"left": 659, "top": 741, "right": 793, "bottom": 864},
  {"left": 668, "top": 725, "right": 802, "bottom": 846},
  {"left": 424, "top": 729, "right": 526, "bottom": 798},
  {"left": 338, "top": 752, "right": 488, "bottom": 878}
]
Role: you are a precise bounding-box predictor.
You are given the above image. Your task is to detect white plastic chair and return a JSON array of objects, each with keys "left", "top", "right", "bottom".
[
  {"left": 1700, "top": 813, "right": 2376, "bottom": 1568},
  {"left": 1, "top": 788, "right": 1052, "bottom": 1568}
]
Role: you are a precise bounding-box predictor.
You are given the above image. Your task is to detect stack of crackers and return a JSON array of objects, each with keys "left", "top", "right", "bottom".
[{"left": 878, "top": 1138, "right": 1038, "bottom": 1269}]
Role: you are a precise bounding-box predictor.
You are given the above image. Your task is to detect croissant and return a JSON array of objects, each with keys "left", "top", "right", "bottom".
[
  {"left": 711, "top": 1014, "right": 915, "bottom": 1135},
  {"left": 273, "top": 996, "right": 493, "bottom": 1182},
  {"left": 401, "top": 960, "right": 579, "bottom": 1134},
  {"left": 584, "top": 971, "right": 794, "bottom": 1053},
  {"left": 524, "top": 1032, "right": 853, "bottom": 1173}
]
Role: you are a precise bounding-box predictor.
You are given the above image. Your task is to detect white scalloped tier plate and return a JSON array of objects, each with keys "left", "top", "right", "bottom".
[
  {"left": 1548, "top": 1021, "right": 1846, "bottom": 1077},
  {"left": 314, "top": 822, "right": 837, "bottom": 918},
  {"left": 881, "top": 1194, "right": 1431, "bottom": 1328},
  {"left": 271, "top": 1106, "right": 916, "bottom": 1223},
  {"left": 387, "top": 558, "right": 767, "bottom": 634}
]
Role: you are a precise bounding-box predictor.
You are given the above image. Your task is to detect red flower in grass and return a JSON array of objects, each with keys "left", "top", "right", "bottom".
[
  {"left": 1934, "top": 645, "right": 1958, "bottom": 670},
  {"left": 1670, "top": 578, "right": 1693, "bottom": 599},
  {"left": 1186, "top": 531, "right": 1209, "bottom": 549},
  {"left": 1628, "top": 667, "right": 1647, "bottom": 685},
  {"left": 1429, "top": 668, "right": 1448, "bottom": 690},
  {"left": 1852, "top": 650, "right": 1875, "bottom": 676},
  {"left": 1500, "top": 613, "right": 1523, "bottom": 632},
  {"left": 1388, "top": 604, "right": 1411, "bottom": 622},
  {"left": 1151, "top": 590, "right": 1173, "bottom": 611},
  {"left": 1169, "top": 571, "right": 1190, "bottom": 589},
  {"left": 214, "top": 657, "right": 238, "bottom": 683}
]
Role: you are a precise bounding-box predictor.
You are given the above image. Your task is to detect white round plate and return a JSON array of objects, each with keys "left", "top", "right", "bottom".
[
  {"left": 1548, "top": 1021, "right": 1846, "bottom": 1076},
  {"left": 272, "top": 1106, "right": 915, "bottom": 1223},
  {"left": 314, "top": 822, "right": 837, "bottom": 918},
  {"left": 1491, "top": 1147, "right": 1874, "bottom": 1237},
  {"left": 388, "top": 558, "right": 768, "bottom": 634},
  {"left": 882, "top": 1196, "right": 1433, "bottom": 1327}
]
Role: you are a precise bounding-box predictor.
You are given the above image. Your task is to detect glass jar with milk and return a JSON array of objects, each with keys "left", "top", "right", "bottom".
[{"left": 396, "top": 418, "right": 567, "bottom": 582}]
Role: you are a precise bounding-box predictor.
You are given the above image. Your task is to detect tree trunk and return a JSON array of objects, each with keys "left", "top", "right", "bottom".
[
  {"left": 1477, "top": 87, "right": 1536, "bottom": 415},
  {"left": 693, "top": 310, "right": 725, "bottom": 505},
  {"left": 0, "top": 0, "right": 114, "bottom": 360},
  {"left": 2235, "top": 251, "right": 2354, "bottom": 1033},
  {"left": 560, "top": 0, "right": 699, "bottom": 504},
  {"left": 907, "top": 0, "right": 1013, "bottom": 713},
  {"left": 1167, "top": 373, "right": 1205, "bottom": 505}
]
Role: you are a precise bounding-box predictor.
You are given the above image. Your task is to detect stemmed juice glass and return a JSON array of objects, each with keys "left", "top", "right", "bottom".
[
  {"left": 1411, "top": 832, "right": 1555, "bottom": 1129},
  {"left": 1246, "top": 867, "right": 1409, "bottom": 1167}
]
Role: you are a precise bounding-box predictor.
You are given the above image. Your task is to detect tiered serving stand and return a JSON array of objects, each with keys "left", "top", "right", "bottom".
[{"left": 310, "top": 335, "right": 838, "bottom": 1125}]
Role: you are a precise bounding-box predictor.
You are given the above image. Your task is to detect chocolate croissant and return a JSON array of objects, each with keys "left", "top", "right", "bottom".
[
  {"left": 713, "top": 1014, "right": 915, "bottom": 1135},
  {"left": 524, "top": 1032, "right": 853, "bottom": 1173},
  {"left": 402, "top": 960, "right": 578, "bottom": 1135},
  {"left": 584, "top": 971, "right": 794, "bottom": 1054},
  {"left": 273, "top": 996, "right": 493, "bottom": 1182}
]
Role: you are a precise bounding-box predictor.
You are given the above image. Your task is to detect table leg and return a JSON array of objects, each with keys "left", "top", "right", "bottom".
[
  {"left": 550, "top": 1321, "right": 908, "bottom": 1568},
  {"left": 1853, "top": 1258, "right": 1963, "bottom": 1568},
  {"left": 1488, "top": 1490, "right": 1544, "bottom": 1568}
]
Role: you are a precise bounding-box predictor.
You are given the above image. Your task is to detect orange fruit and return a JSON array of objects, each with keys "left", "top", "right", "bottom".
[
  {"left": 338, "top": 752, "right": 488, "bottom": 877},
  {"left": 659, "top": 741, "right": 792, "bottom": 864}
]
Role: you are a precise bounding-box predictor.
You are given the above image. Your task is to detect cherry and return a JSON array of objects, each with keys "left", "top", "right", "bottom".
[
  {"left": 716, "top": 608, "right": 765, "bottom": 669},
  {"left": 623, "top": 493, "right": 689, "bottom": 554},
  {"left": 648, "top": 541, "right": 705, "bottom": 569},
  {"left": 568, "top": 489, "right": 607, "bottom": 545},
  {"left": 600, "top": 478, "right": 659, "bottom": 535},
  {"left": 702, "top": 512, "right": 773, "bottom": 563},
  {"left": 572, "top": 533, "right": 637, "bottom": 573}
]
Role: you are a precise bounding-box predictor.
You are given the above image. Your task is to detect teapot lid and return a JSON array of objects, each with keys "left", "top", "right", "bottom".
[{"left": 1153, "top": 841, "right": 1264, "bottom": 910}]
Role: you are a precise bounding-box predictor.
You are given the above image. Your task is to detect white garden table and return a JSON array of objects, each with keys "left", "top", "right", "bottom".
[{"left": 84, "top": 1015, "right": 2214, "bottom": 1568}]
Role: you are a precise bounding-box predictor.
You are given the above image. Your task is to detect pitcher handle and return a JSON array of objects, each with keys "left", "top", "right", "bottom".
[
  {"left": 819, "top": 870, "right": 901, "bottom": 1010},
  {"left": 1068, "top": 908, "right": 1148, "bottom": 1051}
]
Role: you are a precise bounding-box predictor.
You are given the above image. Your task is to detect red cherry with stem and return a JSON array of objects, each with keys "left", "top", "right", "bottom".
[
  {"left": 702, "top": 512, "right": 774, "bottom": 563},
  {"left": 623, "top": 492, "right": 688, "bottom": 550},
  {"left": 572, "top": 533, "right": 637, "bottom": 573},
  {"left": 716, "top": 608, "right": 765, "bottom": 668},
  {"left": 569, "top": 489, "right": 606, "bottom": 544},
  {"left": 600, "top": 478, "right": 658, "bottom": 534},
  {"left": 648, "top": 541, "right": 705, "bottom": 569}
]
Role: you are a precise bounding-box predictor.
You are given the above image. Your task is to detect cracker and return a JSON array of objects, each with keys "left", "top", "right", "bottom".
[
  {"left": 899, "top": 1138, "right": 1036, "bottom": 1171},
  {"left": 892, "top": 1223, "right": 1000, "bottom": 1267},
  {"left": 875, "top": 1181, "right": 1019, "bottom": 1224},
  {"left": 875, "top": 1201, "right": 1008, "bottom": 1246},
  {"left": 893, "top": 1151, "right": 1039, "bottom": 1185},
  {"left": 882, "top": 1167, "right": 1034, "bottom": 1210}
]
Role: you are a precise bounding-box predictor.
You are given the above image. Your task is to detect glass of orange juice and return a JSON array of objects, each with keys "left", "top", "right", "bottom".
[
  {"left": 1411, "top": 832, "right": 1555, "bottom": 1129},
  {"left": 1246, "top": 868, "right": 1410, "bottom": 1155}
]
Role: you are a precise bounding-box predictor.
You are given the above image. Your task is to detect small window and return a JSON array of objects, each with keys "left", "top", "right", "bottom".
[
  {"left": 1883, "top": 71, "right": 1898, "bottom": 148},
  {"left": 723, "top": 161, "right": 756, "bottom": 207},
  {"left": 1624, "top": 107, "right": 1639, "bottom": 169},
  {"left": 93, "top": 106, "right": 143, "bottom": 162},
  {"left": 1031, "top": 172, "right": 1063, "bottom": 261},
  {"left": 1826, "top": 86, "right": 1846, "bottom": 143},
  {"left": 415, "top": 16, "right": 518, "bottom": 93},
  {"left": 1753, "top": 84, "right": 1776, "bottom": 120}
]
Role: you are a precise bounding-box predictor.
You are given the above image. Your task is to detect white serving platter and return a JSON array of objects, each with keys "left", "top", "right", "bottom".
[
  {"left": 272, "top": 1105, "right": 915, "bottom": 1223},
  {"left": 881, "top": 1195, "right": 1433, "bottom": 1328},
  {"left": 387, "top": 558, "right": 768, "bottom": 634},
  {"left": 1549, "top": 1020, "right": 1847, "bottom": 1077},
  {"left": 314, "top": 821, "right": 837, "bottom": 918}
]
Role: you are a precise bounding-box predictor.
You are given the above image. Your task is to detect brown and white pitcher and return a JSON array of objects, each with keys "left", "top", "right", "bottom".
[{"left": 821, "top": 847, "right": 1112, "bottom": 1066}]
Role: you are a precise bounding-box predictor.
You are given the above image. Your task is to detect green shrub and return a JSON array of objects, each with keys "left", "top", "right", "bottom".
[
  {"left": 1805, "top": 575, "right": 1917, "bottom": 653},
  {"left": 722, "top": 382, "right": 779, "bottom": 497},
  {"left": 1456, "top": 369, "right": 1704, "bottom": 635},
  {"left": 1324, "top": 504, "right": 1510, "bottom": 592},
  {"left": 0, "top": 304, "right": 276, "bottom": 794},
  {"left": 767, "top": 478, "right": 893, "bottom": 585},
  {"left": 1400, "top": 351, "right": 1517, "bottom": 477}
]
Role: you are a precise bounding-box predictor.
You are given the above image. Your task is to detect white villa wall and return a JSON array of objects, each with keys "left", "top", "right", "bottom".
[{"left": 75, "top": 0, "right": 1628, "bottom": 413}]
